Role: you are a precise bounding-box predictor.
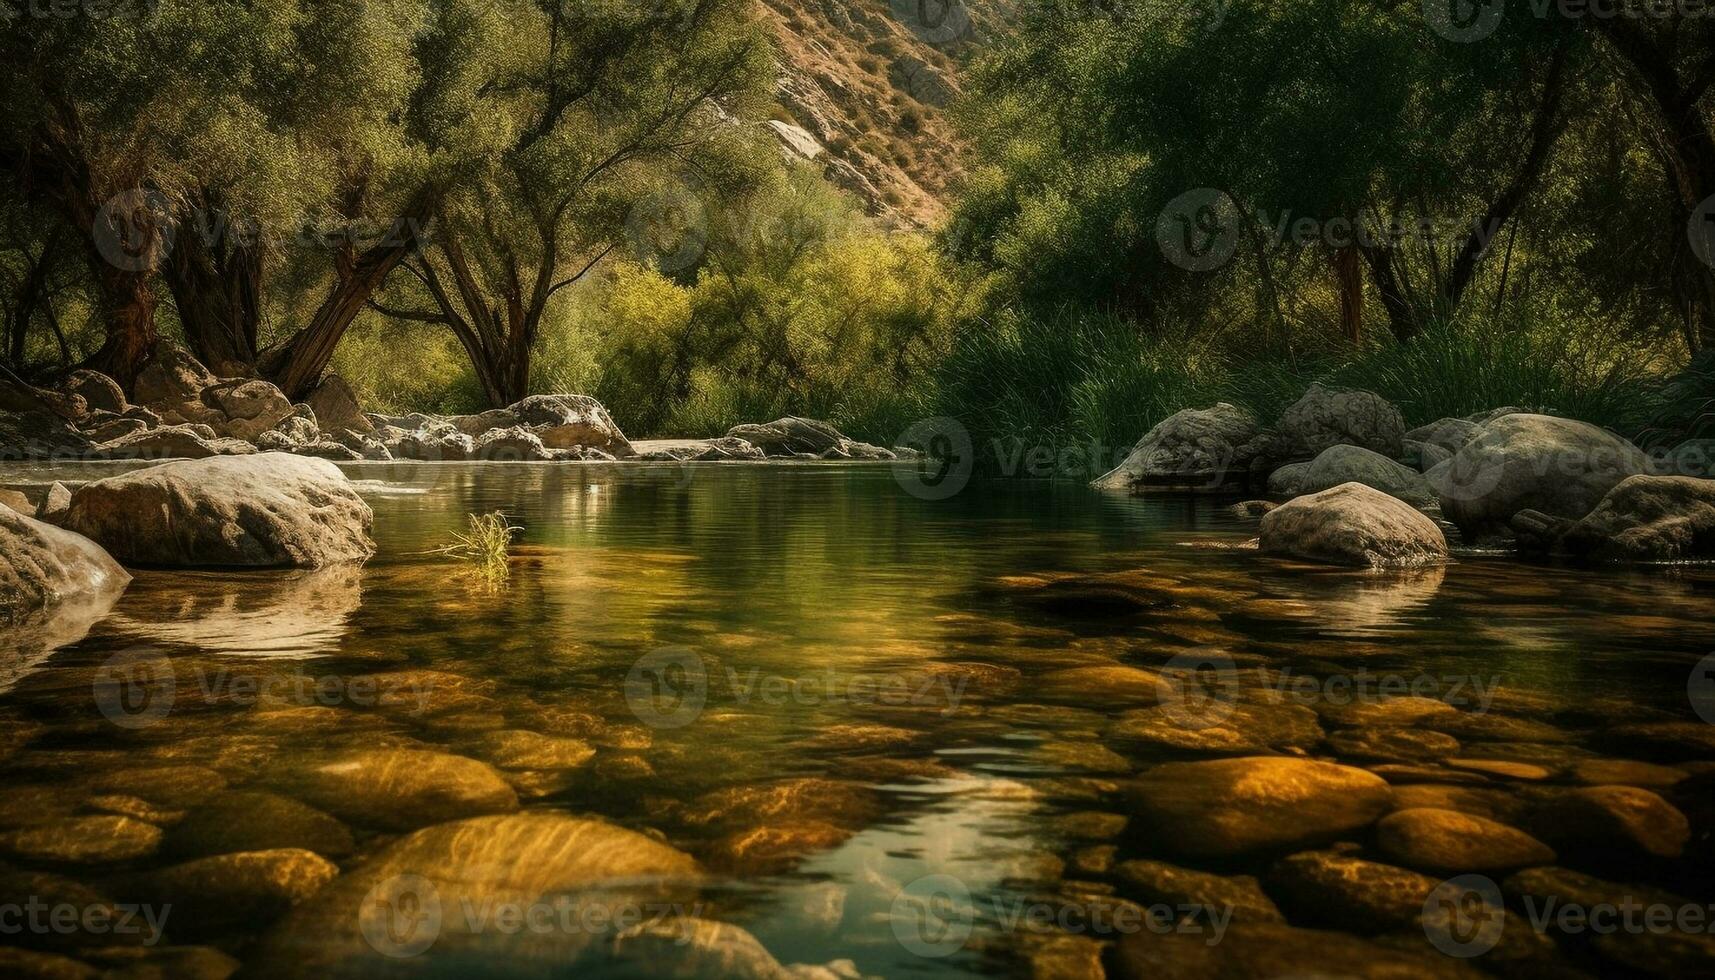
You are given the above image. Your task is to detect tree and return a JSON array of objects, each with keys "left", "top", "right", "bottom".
[{"left": 363, "top": 0, "right": 773, "bottom": 408}]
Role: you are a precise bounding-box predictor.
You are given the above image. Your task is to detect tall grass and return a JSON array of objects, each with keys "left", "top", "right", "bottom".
[
  {"left": 933, "top": 308, "right": 1662, "bottom": 476},
  {"left": 432, "top": 512, "right": 523, "bottom": 589}
]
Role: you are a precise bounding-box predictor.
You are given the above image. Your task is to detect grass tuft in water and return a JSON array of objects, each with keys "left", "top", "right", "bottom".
[{"left": 432, "top": 511, "right": 523, "bottom": 588}]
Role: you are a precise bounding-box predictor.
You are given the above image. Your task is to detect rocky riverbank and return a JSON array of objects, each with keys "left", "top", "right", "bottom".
[
  {"left": 1, "top": 341, "right": 903, "bottom": 465},
  {"left": 1095, "top": 384, "right": 1715, "bottom": 566}
]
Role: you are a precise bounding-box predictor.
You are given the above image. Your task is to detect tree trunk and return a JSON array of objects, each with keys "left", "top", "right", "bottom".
[
  {"left": 82, "top": 261, "right": 159, "bottom": 388},
  {"left": 261, "top": 189, "right": 438, "bottom": 400},
  {"left": 1595, "top": 22, "right": 1715, "bottom": 352},
  {"left": 1334, "top": 245, "right": 1363, "bottom": 346},
  {"left": 167, "top": 193, "right": 263, "bottom": 375},
  {"left": 1359, "top": 244, "right": 1417, "bottom": 342}
]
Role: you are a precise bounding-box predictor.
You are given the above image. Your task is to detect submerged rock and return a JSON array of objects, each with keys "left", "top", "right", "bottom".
[
  {"left": 66, "top": 454, "right": 375, "bottom": 567},
  {"left": 1374, "top": 807, "right": 1555, "bottom": 873},
  {"left": 276, "top": 748, "right": 518, "bottom": 831},
  {"left": 1258, "top": 482, "right": 1448, "bottom": 567},
  {"left": 1432, "top": 413, "right": 1650, "bottom": 537},
  {"left": 120, "top": 849, "right": 337, "bottom": 937},
  {"left": 248, "top": 812, "right": 699, "bottom": 977},
  {"left": 1093, "top": 403, "right": 1260, "bottom": 492},
  {"left": 1267, "top": 849, "right": 1439, "bottom": 933},
  {"left": 1528, "top": 785, "right": 1690, "bottom": 860},
  {"left": 1111, "top": 921, "right": 1482, "bottom": 979},
  {"left": 1112, "top": 859, "right": 1282, "bottom": 922},
  {"left": 0, "top": 814, "right": 161, "bottom": 864},
  {"left": 165, "top": 791, "right": 355, "bottom": 859},
  {"left": 1126, "top": 756, "right": 1392, "bottom": 856}
]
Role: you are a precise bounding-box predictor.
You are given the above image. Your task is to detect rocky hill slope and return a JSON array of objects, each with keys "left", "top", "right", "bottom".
[{"left": 757, "top": 0, "right": 1011, "bottom": 226}]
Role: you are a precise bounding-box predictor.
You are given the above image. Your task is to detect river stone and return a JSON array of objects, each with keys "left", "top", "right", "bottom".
[
  {"left": 604, "top": 916, "right": 837, "bottom": 978},
  {"left": 1374, "top": 807, "right": 1554, "bottom": 872},
  {"left": 165, "top": 790, "right": 354, "bottom": 859},
  {"left": 58, "top": 369, "right": 126, "bottom": 415},
  {"left": 1126, "top": 757, "right": 1392, "bottom": 856},
  {"left": 1325, "top": 726, "right": 1461, "bottom": 763},
  {"left": 1431, "top": 414, "right": 1650, "bottom": 536},
  {"left": 1259, "top": 482, "right": 1448, "bottom": 567},
  {"left": 724, "top": 416, "right": 845, "bottom": 457},
  {"left": 0, "top": 947, "right": 98, "bottom": 978},
  {"left": 274, "top": 748, "right": 518, "bottom": 831},
  {"left": 393, "top": 427, "right": 473, "bottom": 461},
  {"left": 1406, "top": 416, "right": 1480, "bottom": 454},
  {"left": 1038, "top": 665, "right": 1167, "bottom": 704},
  {"left": 1319, "top": 696, "right": 1461, "bottom": 729},
  {"left": 472, "top": 425, "right": 553, "bottom": 461},
  {"left": 249, "top": 812, "right": 700, "bottom": 978},
  {"left": 1271, "top": 383, "right": 1406, "bottom": 459},
  {"left": 290, "top": 440, "right": 362, "bottom": 461},
  {"left": 1528, "top": 785, "right": 1689, "bottom": 859},
  {"left": 1298, "top": 444, "right": 1435, "bottom": 506},
  {"left": 1549, "top": 475, "right": 1715, "bottom": 561},
  {"left": 333, "top": 428, "right": 391, "bottom": 460},
  {"left": 508, "top": 393, "right": 633, "bottom": 456},
  {"left": 1112, "top": 860, "right": 1282, "bottom": 922},
  {"left": 1092, "top": 403, "right": 1260, "bottom": 491},
  {"left": 1109, "top": 702, "right": 1323, "bottom": 754},
  {"left": 133, "top": 341, "right": 218, "bottom": 408},
  {"left": 1267, "top": 850, "right": 1439, "bottom": 933},
  {"left": 94, "top": 425, "right": 256, "bottom": 460},
  {"left": 0, "top": 867, "right": 141, "bottom": 952},
  {"left": 1568, "top": 758, "right": 1687, "bottom": 788},
  {"left": 1111, "top": 921, "right": 1482, "bottom": 980},
  {"left": 122, "top": 849, "right": 337, "bottom": 937},
  {"left": 1, "top": 505, "right": 129, "bottom": 621},
  {"left": 66, "top": 454, "right": 375, "bottom": 567},
  {"left": 75, "top": 945, "right": 240, "bottom": 979},
  {"left": 205, "top": 380, "right": 293, "bottom": 441},
  {"left": 0, "top": 814, "right": 161, "bottom": 864},
  {"left": 304, "top": 373, "right": 371, "bottom": 434},
  {"left": 1266, "top": 460, "right": 1310, "bottom": 495},
  {"left": 1390, "top": 784, "right": 1528, "bottom": 824},
  {"left": 0, "top": 408, "right": 97, "bottom": 460},
  {"left": 469, "top": 729, "right": 596, "bottom": 770}
]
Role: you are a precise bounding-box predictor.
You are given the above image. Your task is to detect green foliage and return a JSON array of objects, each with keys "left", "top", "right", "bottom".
[{"left": 432, "top": 511, "right": 523, "bottom": 589}]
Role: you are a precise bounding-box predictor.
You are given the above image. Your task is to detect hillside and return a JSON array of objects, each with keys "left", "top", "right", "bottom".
[{"left": 757, "top": 0, "right": 1011, "bottom": 226}]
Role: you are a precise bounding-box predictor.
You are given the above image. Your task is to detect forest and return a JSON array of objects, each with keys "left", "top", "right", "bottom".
[{"left": 3, "top": 0, "right": 1712, "bottom": 463}]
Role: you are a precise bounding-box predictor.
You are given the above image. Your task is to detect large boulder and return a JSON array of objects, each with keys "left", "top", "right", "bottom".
[
  {"left": 1296, "top": 444, "right": 1435, "bottom": 506},
  {"left": 509, "top": 394, "right": 633, "bottom": 456},
  {"left": 725, "top": 416, "right": 845, "bottom": 457},
  {"left": 394, "top": 426, "right": 474, "bottom": 461},
  {"left": 65, "top": 454, "right": 375, "bottom": 567},
  {"left": 1531, "top": 475, "right": 1715, "bottom": 562},
  {"left": 472, "top": 426, "right": 553, "bottom": 461},
  {"left": 1, "top": 505, "right": 130, "bottom": 623},
  {"left": 1093, "top": 403, "right": 1260, "bottom": 492},
  {"left": 1405, "top": 416, "right": 1480, "bottom": 456},
  {"left": 132, "top": 341, "right": 220, "bottom": 413},
  {"left": 60, "top": 370, "right": 126, "bottom": 415},
  {"left": 1259, "top": 482, "right": 1448, "bottom": 567},
  {"left": 303, "top": 374, "right": 372, "bottom": 434},
  {"left": 1270, "top": 383, "right": 1406, "bottom": 459},
  {"left": 1126, "top": 756, "right": 1392, "bottom": 856},
  {"left": 1431, "top": 413, "right": 1650, "bottom": 537}
]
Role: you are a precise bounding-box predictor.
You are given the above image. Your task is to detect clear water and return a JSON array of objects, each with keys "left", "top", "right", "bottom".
[{"left": 2, "top": 461, "right": 1712, "bottom": 976}]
